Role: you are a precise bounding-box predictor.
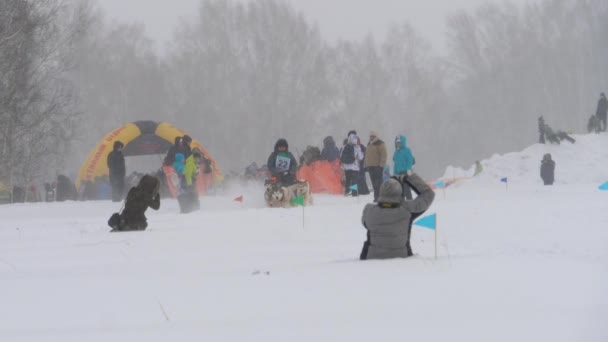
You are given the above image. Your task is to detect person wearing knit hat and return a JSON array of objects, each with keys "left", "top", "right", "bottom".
[
  {"left": 364, "top": 130, "right": 387, "bottom": 202},
  {"left": 360, "top": 172, "right": 435, "bottom": 260}
]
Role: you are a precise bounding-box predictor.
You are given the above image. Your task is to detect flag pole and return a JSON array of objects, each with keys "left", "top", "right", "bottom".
[
  {"left": 434, "top": 214, "right": 438, "bottom": 260},
  {"left": 302, "top": 205, "right": 305, "bottom": 230}
]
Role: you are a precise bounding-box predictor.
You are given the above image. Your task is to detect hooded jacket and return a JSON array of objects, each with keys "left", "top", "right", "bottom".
[
  {"left": 341, "top": 133, "right": 364, "bottom": 171},
  {"left": 173, "top": 153, "right": 185, "bottom": 175},
  {"left": 267, "top": 139, "right": 298, "bottom": 177},
  {"left": 321, "top": 136, "right": 340, "bottom": 162},
  {"left": 184, "top": 153, "right": 200, "bottom": 186},
  {"left": 119, "top": 175, "right": 160, "bottom": 231},
  {"left": 107, "top": 141, "right": 126, "bottom": 178},
  {"left": 163, "top": 137, "right": 181, "bottom": 166},
  {"left": 393, "top": 135, "right": 414, "bottom": 175},
  {"left": 540, "top": 154, "right": 555, "bottom": 185},
  {"left": 361, "top": 174, "right": 435, "bottom": 259}
]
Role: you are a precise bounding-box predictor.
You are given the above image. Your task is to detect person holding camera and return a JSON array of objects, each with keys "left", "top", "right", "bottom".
[
  {"left": 360, "top": 171, "right": 435, "bottom": 260},
  {"left": 108, "top": 174, "right": 160, "bottom": 232}
]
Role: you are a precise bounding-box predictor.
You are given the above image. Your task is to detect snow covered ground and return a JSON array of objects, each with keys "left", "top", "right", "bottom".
[{"left": 1, "top": 134, "right": 607, "bottom": 341}]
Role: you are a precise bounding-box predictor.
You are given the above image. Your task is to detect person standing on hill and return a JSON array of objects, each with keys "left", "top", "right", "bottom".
[
  {"left": 107, "top": 141, "right": 126, "bottom": 202},
  {"left": 596, "top": 92, "right": 607, "bottom": 132},
  {"left": 393, "top": 134, "right": 414, "bottom": 200},
  {"left": 364, "top": 130, "right": 387, "bottom": 202},
  {"left": 538, "top": 116, "right": 546, "bottom": 144}
]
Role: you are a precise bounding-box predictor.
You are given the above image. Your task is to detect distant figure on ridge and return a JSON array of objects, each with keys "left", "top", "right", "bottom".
[{"left": 596, "top": 92, "right": 607, "bottom": 132}]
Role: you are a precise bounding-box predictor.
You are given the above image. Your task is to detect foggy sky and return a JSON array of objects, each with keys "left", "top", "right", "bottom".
[{"left": 99, "top": 0, "right": 534, "bottom": 54}]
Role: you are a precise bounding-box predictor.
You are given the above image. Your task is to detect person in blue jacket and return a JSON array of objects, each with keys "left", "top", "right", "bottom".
[{"left": 393, "top": 134, "right": 414, "bottom": 200}]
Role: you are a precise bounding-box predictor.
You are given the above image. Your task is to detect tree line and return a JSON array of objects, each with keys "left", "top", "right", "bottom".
[{"left": 1, "top": 0, "right": 607, "bottom": 186}]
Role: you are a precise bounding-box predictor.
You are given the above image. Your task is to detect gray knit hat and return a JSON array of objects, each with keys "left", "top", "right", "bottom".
[{"left": 377, "top": 179, "right": 403, "bottom": 204}]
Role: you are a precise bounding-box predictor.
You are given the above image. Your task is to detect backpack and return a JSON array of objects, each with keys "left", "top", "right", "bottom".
[{"left": 340, "top": 144, "right": 355, "bottom": 164}]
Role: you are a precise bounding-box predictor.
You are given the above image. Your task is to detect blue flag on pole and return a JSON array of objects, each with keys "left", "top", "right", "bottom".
[
  {"left": 414, "top": 213, "right": 436, "bottom": 230},
  {"left": 349, "top": 184, "right": 358, "bottom": 191},
  {"left": 434, "top": 180, "right": 445, "bottom": 188},
  {"left": 599, "top": 181, "right": 608, "bottom": 191},
  {"left": 500, "top": 177, "right": 508, "bottom": 183}
]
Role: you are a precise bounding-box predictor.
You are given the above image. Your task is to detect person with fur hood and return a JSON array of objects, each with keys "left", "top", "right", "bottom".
[
  {"left": 109, "top": 174, "right": 160, "bottom": 231},
  {"left": 393, "top": 134, "right": 415, "bottom": 200},
  {"left": 267, "top": 138, "right": 298, "bottom": 187},
  {"left": 360, "top": 172, "right": 435, "bottom": 260},
  {"left": 341, "top": 130, "right": 364, "bottom": 196}
]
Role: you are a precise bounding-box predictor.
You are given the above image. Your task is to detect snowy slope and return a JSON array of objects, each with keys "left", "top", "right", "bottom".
[
  {"left": 441, "top": 133, "right": 608, "bottom": 185},
  {"left": 1, "top": 134, "right": 607, "bottom": 342}
]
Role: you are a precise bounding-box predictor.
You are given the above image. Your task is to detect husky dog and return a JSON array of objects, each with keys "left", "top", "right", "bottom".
[
  {"left": 288, "top": 180, "right": 313, "bottom": 206},
  {"left": 264, "top": 179, "right": 312, "bottom": 208},
  {"left": 269, "top": 186, "right": 294, "bottom": 208}
]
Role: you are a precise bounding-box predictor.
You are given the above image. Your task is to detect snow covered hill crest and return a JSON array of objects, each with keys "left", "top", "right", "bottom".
[{"left": 440, "top": 133, "right": 608, "bottom": 186}]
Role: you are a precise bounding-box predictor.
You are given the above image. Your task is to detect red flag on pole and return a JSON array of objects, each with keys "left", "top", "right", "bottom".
[{"left": 233, "top": 195, "right": 243, "bottom": 203}]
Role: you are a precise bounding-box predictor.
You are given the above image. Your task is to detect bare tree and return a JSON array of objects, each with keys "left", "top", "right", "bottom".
[
  {"left": 166, "top": 0, "right": 331, "bottom": 171},
  {"left": 0, "top": 0, "right": 86, "bottom": 194}
]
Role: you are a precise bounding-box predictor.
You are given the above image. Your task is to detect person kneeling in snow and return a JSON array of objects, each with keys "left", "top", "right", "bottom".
[
  {"left": 108, "top": 174, "right": 160, "bottom": 231},
  {"left": 360, "top": 172, "right": 435, "bottom": 260}
]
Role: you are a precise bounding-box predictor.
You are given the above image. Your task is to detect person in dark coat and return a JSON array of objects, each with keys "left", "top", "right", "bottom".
[
  {"left": 163, "top": 136, "right": 182, "bottom": 166},
  {"left": 179, "top": 135, "right": 193, "bottom": 159},
  {"left": 320, "top": 136, "right": 340, "bottom": 162},
  {"left": 56, "top": 175, "right": 77, "bottom": 201},
  {"left": 267, "top": 138, "right": 298, "bottom": 187},
  {"left": 107, "top": 141, "right": 126, "bottom": 202},
  {"left": 540, "top": 153, "right": 555, "bottom": 185},
  {"left": 110, "top": 174, "right": 160, "bottom": 231},
  {"left": 360, "top": 172, "right": 435, "bottom": 260},
  {"left": 596, "top": 92, "right": 607, "bottom": 132}
]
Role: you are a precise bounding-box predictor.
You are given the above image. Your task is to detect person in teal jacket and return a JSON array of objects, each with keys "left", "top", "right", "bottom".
[{"left": 392, "top": 134, "right": 414, "bottom": 199}]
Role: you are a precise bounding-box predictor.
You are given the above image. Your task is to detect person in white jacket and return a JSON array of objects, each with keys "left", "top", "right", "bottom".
[{"left": 341, "top": 130, "right": 364, "bottom": 196}]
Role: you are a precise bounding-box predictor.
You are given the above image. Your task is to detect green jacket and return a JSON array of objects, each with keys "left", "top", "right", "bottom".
[{"left": 184, "top": 155, "right": 199, "bottom": 186}]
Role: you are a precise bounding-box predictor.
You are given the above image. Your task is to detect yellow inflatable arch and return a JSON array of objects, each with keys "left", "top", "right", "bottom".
[{"left": 76, "top": 121, "right": 222, "bottom": 190}]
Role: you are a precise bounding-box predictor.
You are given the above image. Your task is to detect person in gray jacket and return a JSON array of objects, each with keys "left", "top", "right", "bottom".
[{"left": 360, "top": 172, "right": 435, "bottom": 260}]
